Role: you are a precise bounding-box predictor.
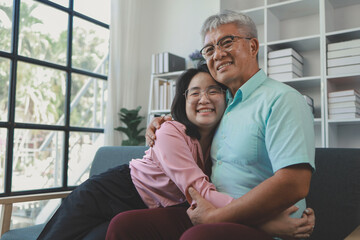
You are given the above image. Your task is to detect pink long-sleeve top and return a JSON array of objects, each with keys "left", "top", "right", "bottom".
[{"left": 130, "top": 121, "right": 234, "bottom": 209}]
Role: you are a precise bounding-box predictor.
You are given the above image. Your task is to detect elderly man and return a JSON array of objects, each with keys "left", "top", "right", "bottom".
[{"left": 107, "top": 10, "right": 315, "bottom": 240}]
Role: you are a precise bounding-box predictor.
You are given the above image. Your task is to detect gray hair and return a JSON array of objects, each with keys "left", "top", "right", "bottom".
[{"left": 201, "top": 10, "right": 258, "bottom": 42}]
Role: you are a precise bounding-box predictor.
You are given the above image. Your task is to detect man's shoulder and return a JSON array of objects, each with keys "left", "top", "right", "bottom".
[{"left": 259, "top": 77, "right": 300, "bottom": 97}]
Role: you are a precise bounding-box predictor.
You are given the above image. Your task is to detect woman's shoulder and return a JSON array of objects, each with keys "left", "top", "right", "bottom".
[{"left": 156, "top": 121, "right": 186, "bottom": 136}]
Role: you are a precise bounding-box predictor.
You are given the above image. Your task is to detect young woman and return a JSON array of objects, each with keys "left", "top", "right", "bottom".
[
  {"left": 38, "top": 66, "right": 232, "bottom": 240},
  {"left": 105, "top": 65, "right": 314, "bottom": 240}
]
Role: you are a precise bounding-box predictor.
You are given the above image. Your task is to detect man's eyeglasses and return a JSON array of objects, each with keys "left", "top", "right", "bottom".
[
  {"left": 184, "top": 85, "right": 225, "bottom": 103},
  {"left": 200, "top": 35, "right": 251, "bottom": 60}
]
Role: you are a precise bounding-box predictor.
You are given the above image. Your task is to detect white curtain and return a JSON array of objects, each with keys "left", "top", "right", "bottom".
[{"left": 105, "top": 0, "right": 141, "bottom": 145}]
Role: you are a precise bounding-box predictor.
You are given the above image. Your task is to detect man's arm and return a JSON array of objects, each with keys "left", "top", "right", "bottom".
[
  {"left": 145, "top": 115, "right": 172, "bottom": 146},
  {"left": 187, "top": 163, "right": 312, "bottom": 226}
]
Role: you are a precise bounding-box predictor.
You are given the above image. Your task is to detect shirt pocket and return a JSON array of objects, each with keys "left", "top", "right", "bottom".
[{"left": 224, "top": 123, "right": 259, "bottom": 166}]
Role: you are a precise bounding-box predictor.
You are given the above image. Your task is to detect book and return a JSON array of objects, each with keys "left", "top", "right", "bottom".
[
  {"left": 269, "top": 72, "right": 301, "bottom": 81},
  {"left": 328, "top": 106, "right": 360, "bottom": 114},
  {"left": 327, "top": 47, "right": 360, "bottom": 59},
  {"left": 329, "top": 113, "right": 360, "bottom": 119},
  {"left": 153, "top": 78, "right": 160, "bottom": 109},
  {"left": 268, "top": 56, "right": 303, "bottom": 69},
  {"left": 328, "top": 89, "right": 360, "bottom": 98},
  {"left": 158, "top": 52, "right": 164, "bottom": 74},
  {"left": 151, "top": 54, "right": 156, "bottom": 74},
  {"left": 328, "top": 39, "right": 360, "bottom": 51},
  {"left": 327, "top": 64, "right": 360, "bottom": 75},
  {"left": 268, "top": 63, "right": 303, "bottom": 76},
  {"left": 328, "top": 101, "right": 360, "bottom": 109},
  {"left": 327, "top": 55, "right": 360, "bottom": 67},
  {"left": 268, "top": 48, "right": 303, "bottom": 63},
  {"left": 328, "top": 94, "right": 360, "bottom": 103},
  {"left": 159, "top": 83, "right": 164, "bottom": 109},
  {"left": 163, "top": 52, "right": 186, "bottom": 73}
]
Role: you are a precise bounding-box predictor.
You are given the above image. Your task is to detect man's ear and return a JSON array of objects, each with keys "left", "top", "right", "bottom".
[{"left": 249, "top": 38, "right": 259, "bottom": 58}]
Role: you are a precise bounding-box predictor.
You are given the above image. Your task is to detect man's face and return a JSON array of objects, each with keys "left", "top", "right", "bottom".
[{"left": 203, "top": 23, "right": 258, "bottom": 92}]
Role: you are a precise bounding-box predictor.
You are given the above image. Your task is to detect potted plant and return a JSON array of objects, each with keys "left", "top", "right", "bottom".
[
  {"left": 189, "top": 50, "right": 205, "bottom": 68},
  {"left": 114, "top": 106, "right": 145, "bottom": 146}
]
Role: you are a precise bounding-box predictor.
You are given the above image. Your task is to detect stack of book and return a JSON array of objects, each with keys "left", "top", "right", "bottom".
[
  {"left": 303, "top": 95, "right": 314, "bottom": 115},
  {"left": 328, "top": 89, "right": 360, "bottom": 119},
  {"left": 327, "top": 39, "right": 360, "bottom": 76},
  {"left": 151, "top": 52, "right": 186, "bottom": 74},
  {"left": 153, "top": 79, "right": 176, "bottom": 110},
  {"left": 268, "top": 48, "right": 303, "bottom": 81}
]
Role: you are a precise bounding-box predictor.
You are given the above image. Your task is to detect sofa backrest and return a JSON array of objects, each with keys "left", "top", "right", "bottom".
[
  {"left": 89, "top": 146, "right": 148, "bottom": 177},
  {"left": 306, "top": 148, "right": 360, "bottom": 240}
]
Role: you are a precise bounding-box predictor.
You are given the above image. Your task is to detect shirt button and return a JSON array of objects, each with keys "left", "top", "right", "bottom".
[{"left": 218, "top": 161, "right": 222, "bottom": 165}]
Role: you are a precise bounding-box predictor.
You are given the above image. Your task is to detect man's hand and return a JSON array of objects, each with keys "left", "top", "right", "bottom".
[
  {"left": 186, "top": 187, "right": 218, "bottom": 225},
  {"left": 145, "top": 115, "right": 172, "bottom": 146},
  {"left": 258, "top": 206, "right": 315, "bottom": 239}
]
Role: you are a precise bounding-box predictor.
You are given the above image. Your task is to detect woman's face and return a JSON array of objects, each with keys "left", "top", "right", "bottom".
[{"left": 185, "top": 72, "right": 226, "bottom": 132}]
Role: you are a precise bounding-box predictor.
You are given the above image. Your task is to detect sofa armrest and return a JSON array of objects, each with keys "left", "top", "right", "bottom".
[{"left": 0, "top": 191, "right": 71, "bottom": 236}]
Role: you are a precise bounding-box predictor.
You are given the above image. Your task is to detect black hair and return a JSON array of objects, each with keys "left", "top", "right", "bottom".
[{"left": 171, "top": 63, "right": 226, "bottom": 140}]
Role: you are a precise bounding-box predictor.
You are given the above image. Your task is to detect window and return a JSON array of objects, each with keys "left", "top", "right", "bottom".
[{"left": 0, "top": 0, "right": 110, "bottom": 229}]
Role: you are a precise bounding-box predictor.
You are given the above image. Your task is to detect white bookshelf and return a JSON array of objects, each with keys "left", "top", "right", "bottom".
[
  {"left": 220, "top": 0, "right": 360, "bottom": 148},
  {"left": 147, "top": 71, "right": 183, "bottom": 125}
]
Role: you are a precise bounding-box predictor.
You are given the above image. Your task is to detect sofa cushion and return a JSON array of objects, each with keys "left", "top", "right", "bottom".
[{"left": 306, "top": 148, "right": 360, "bottom": 240}]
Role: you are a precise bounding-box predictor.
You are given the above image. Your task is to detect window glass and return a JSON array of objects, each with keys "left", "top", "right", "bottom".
[
  {"left": 0, "top": 57, "right": 10, "bottom": 121},
  {"left": 11, "top": 199, "right": 61, "bottom": 230},
  {"left": 15, "top": 61, "right": 66, "bottom": 125},
  {"left": 19, "top": 0, "right": 68, "bottom": 65},
  {"left": 70, "top": 73, "right": 107, "bottom": 128},
  {"left": 72, "top": 17, "right": 109, "bottom": 74},
  {"left": 0, "top": 128, "right": 7, "bottom": 194},
  {"left": 68, "top": 132, "right": 103, "bottom": 186},
  {"left": 74, "top": 0, "right": 110, "bottom": 24},
  {"left": 0, "top": 0, "right": 12, "bottom": 52},
  {"left": 12, "top": 129, "right": 64, "bottom": 191}
]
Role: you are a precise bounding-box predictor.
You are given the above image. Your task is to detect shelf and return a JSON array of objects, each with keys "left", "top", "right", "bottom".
[
  {"left": 326, "top": 27, "right": 360, "bottom": 43},
  {"left": 150, "top": 110, "right": 171, "bottom": 114},
  {"left": 314, "top": 118, "right": 322, "bottom": 124},
  {"left": 152, "top": 71, "right": 183, "bottom": 79},
  {"left": 328, "top": 118, "right": 360, "bottom": 125},
  {"left": 268, "top": 35, "right": 320, "bottom": 52},
  {"left": 267, "top": 0, "right": 319, "bottom": 21},
  {"left": 327, "top": 0, "right": 360, "bottom": 9},
  {"left": 327, "top": 73, "right": 360, "bottom": 82},
  {"left": 282, "top": 76, "right": 321, "bottom": 89},
  {"left": 221, "top": 0, "right": 264, "bottom": 12}
]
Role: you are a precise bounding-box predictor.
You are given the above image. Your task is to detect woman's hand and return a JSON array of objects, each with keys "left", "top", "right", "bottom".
[
  {"left": 258, "top": 206, "right": 315, "bottom": 239},
  {"left": 145, "top": 115, "right": 172, "bottom": 146}
]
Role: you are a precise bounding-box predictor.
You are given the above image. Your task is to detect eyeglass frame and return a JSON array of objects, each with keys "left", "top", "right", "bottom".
[
  {"left": 200, "top": 35, "right": 252, "bottom": 60},
  {"left": 183, "top": 85, "right": 226, "bottom": 103}
]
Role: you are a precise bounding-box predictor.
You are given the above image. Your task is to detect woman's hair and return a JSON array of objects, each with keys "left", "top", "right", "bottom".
[
  {"left": 171, "top": 64, "right": 226, "bottom": 140},
  {"left": 200, "top": 10, "right": 258, "bottom": 42}
]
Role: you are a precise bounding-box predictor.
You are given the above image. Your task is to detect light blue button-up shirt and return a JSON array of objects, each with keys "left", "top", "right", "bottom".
[{"left": 211, "top": 69, "right": 315, "bottom": 218}]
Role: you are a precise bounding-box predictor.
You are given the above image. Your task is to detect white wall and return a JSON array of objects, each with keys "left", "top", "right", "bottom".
[{"left": 135, "top": 0, "right": 220, "bottom": 119}]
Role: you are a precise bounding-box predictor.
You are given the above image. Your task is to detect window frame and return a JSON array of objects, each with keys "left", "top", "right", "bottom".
[{"left": 0, "top": 0, "right": 109, "bottom": 197}]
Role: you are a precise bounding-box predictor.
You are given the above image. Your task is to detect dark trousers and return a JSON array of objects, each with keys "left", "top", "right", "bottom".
[
  {"left": 37, "top": 164, "right": 147, "bottom": 240},
  {"left": 105, "top": 207, "right": 273, "bottom": 240}
]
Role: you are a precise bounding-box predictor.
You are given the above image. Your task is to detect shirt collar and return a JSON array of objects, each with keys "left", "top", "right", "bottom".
[{"left": 226, "top": 69, "right": 266, "bottom": 104}]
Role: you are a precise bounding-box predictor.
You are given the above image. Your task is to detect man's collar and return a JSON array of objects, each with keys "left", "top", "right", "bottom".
[{"left": 239, "top": 69, "right": 266, "bottom": 101}]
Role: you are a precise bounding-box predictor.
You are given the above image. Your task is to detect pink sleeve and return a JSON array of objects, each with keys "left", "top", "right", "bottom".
[{"left": 153, "top": 122, "right": 234, "bottom": 208}]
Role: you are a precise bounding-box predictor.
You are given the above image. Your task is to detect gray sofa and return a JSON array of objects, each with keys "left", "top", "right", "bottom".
[{"left": 1, "top": 147, "right": 359, "bottom": 240}]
